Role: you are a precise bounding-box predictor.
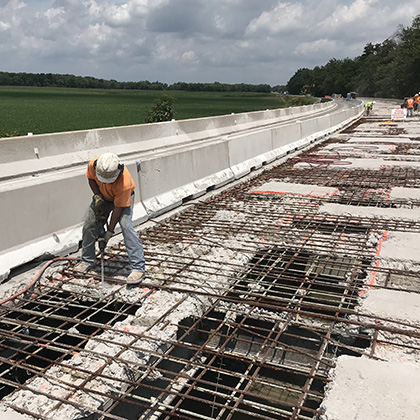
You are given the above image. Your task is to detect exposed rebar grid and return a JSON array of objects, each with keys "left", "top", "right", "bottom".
[{"left": 1, "top": 126, "right": 420, "bottom": 420}]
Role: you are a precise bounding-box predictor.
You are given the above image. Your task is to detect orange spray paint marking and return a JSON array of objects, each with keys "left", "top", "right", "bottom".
[
  {"left": 251, "top": 190, "right": 287, "bottom": 195},
  {"left": 308, "top": 190, "right": 335, "bottom": 198},
  {"left": 363, "top": 231, "right": 389, "bottom": 291},
  {"left": 300, "top": 236, "right": 309, "bottom": 246},
  {"left": 275, "top": 215, "right": 292, "bottom": 230},
  {"left": 367, "top": 260, "right": 381, "bottom": 290},
  {"left": 363, "top": 189, "right": 372, "bottom": 200},
  {"left": 376, "top": 231, "right": 389, "bottom": 257}
]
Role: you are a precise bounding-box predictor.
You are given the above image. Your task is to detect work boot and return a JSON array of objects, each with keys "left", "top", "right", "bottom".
[
  {"left": 73, "top": 261, "right": 91, "bottom": 274},
  {"left": 126, "top": 270, "right": 144, "bottom": 285}
]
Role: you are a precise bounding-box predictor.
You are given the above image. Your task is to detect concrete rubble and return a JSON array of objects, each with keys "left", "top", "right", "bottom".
[{"left": 0, "top": 99, "right": 419, "bottom": 420}]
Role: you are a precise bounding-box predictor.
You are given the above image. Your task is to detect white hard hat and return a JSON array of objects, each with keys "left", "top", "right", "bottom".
[{"left": 96, "top": 153, "right": 121, "bottom": 183}]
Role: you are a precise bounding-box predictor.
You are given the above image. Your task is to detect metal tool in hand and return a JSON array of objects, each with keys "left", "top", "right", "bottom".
[
  {"left": 98, "top": 233, "right": 106, "bottom": 292},
  {"left": 97, "top": 211, "right": 108, "bottom": 294}
]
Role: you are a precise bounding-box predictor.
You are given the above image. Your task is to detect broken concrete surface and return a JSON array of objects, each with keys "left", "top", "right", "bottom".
[
  {"left": 362, "top": 288, "right": 420, "bottom": 324},
  {"left": 380, "top": 232, "right": 420, "bottom": 262},
  {"left": 321, "top": 355, "right": 420, "bottom": 420},
  {"left": 1, "top": 99, "right": 420, "bottom": 420}
]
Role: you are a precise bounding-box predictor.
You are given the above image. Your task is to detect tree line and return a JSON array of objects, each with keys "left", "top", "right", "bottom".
[
  {"left": 286, "top": 14, "right": 420, "bottom": 98},
  {"left": 0, "top": 71, "right": 272, "bottom": 93}
]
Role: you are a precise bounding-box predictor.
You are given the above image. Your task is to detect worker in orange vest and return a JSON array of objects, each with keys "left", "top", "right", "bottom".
[
  {"left": 414, "top": 94, "right": 420, "bottom": 113},
  {"left": 406, "top": 96, "right": 415, "bottom": 117},
  {"left": 75, "top": 153, "right": 146, "bottom": 284}
]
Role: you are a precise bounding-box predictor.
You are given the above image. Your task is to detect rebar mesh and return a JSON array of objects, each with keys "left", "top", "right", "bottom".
[{"left": 1, "top": 122, "right": 420, "bottom": 420}]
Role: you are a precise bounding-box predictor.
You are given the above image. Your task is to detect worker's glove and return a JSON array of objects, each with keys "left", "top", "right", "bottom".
[
  {"left": 92, "top": 194, "right": 106, "bottom": 216},
  {"left": 98, "top": 230, "right": 113, "bottom": 248}
]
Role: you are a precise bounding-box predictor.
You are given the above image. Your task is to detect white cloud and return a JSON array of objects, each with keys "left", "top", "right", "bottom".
[
  {"left": 84, "top": 0, "right": 102, "bottom": 17},
  {"left": 0, "top": 21, "right": 11, "bottom": 30},
  {"left": 5, "top": 0, "right": 26, "bottom": 11},
  {"left": 0, "top": 0, "right": 26, "bottom": 26},
  {"left": 246, "top": 2, "right": 305, "bottom": 34},
  {"left": 44, "top": 7, "right": 64, "bottom": 20},
  {"left": 214, "top": 15, "right": 226, "bottom": 32},
  {"left": 295, "top": 39, "right": 337, "bottom": 55},
  {"left": 72, "top": 22, "right": 115, "bottom": 54},
  {"left": 40, "top": 7, "right": 66, "bottom": 29},
  {"left": 182, "top": 50, "right": 198, "bottom": 62},
  {"left": 104, "top": 3, "right": 132, "bottom": 25},
  {"left": 1, "top": 0, "right": 420, "bottom": 85},
  {"left": 323, "top": 0, "right": 378, "bottom": 27}
]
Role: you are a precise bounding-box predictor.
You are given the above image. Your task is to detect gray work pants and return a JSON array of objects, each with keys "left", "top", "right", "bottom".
[{"left": 80, "top": 194, "right": 145, "bottom": 271}]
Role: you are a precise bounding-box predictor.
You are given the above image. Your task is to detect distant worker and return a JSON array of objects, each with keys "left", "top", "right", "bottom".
[
  {"left": 75, "top": 152, "right": 145, "bottom": 284},
  {"left": 406, "top": 96, "right": 415, "bottom": 117},
  {"left": 364, "top": 101, "right": 374, "bottom": 115},
  {"left": 414, "top": 94, "right": 420, "bottom": 112}
]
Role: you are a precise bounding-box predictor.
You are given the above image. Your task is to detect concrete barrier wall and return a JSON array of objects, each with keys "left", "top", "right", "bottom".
[
  {"left": 0, "top": 101, "right": 336, "bottom": 180},
  {"left": 0, "top": 100, "right": 363, "bottom": 279},
  {"left": 137, "top": 140, "right": 233, "bottom": 216}
]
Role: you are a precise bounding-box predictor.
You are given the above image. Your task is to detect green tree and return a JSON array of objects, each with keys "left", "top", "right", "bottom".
[
  {"left": 286, "top": 14, "right": 420, "bottom": 99},
  {"left": 286, "top": 68, "right": 314, "bottom": 95},
  {"left": 392, "top": 17, "right": 420, "bottom": 96},
  {"left": 144, "top": 94, "right": 176, "bottom": 123}
]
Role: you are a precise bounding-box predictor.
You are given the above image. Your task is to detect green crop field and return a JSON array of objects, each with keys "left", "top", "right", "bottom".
[{"left": 0, "top": 86, "right": 315, "bottom": 137}]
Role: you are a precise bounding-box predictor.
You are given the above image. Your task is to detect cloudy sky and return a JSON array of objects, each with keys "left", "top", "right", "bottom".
[{"left": 1, "top": 0, "right": 420, "bottom": 86}]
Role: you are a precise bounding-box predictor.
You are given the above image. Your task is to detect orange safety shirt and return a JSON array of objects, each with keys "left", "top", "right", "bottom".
[
  {"left": 86, "top": 157, "right": 135, "bottom": 207},
  {"left": 406, "top": 98, "right": 415, "bottom": 108}
]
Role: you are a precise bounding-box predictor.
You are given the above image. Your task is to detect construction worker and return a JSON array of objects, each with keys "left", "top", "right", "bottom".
[
  {"left": 75, "top": 152, "right": 145, "bottom": 284},
  {"left": 364, "top": 101, "right": 374, "bottom": 115},
  {"left": 406, "top": 96, "right": 415, "bottom": 117},
  {"left": 414, "top": 94, "right": 420, "bottom": 112}
]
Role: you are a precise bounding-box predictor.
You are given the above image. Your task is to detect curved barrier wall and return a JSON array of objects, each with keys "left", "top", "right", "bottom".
[{"left": 0, "top": 100, "right": 363, "bottom": 280}]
